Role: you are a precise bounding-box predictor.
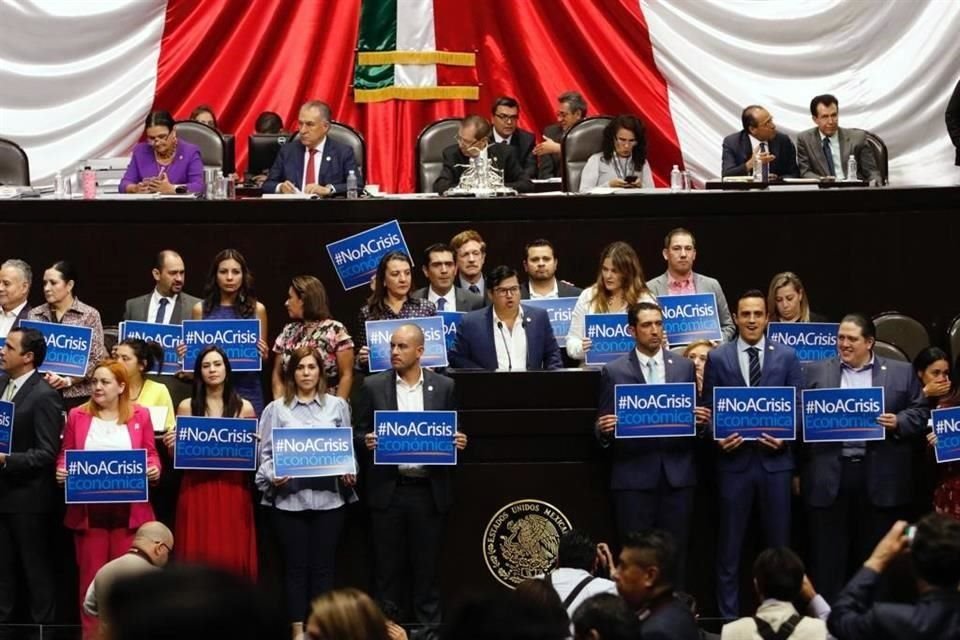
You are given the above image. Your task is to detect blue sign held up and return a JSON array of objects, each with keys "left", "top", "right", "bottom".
[
  {"left": 20, "top": 320, "right": 92, "bottom": 377},
  {"left": 614, "top": 383, "right": 696, "bottom": 439},
  {"left": 438, "top": 311, "right": 465, "bottom": 354},
  {"left": 326, "top": 220, "right": 411, "bottom": 291},
  {"left": 64, "top": 449, "right": 149, "bottom": 504},
  {"left": 523, "top": 297, "right": 578, "bottom": 345},
  {"left": 0, "top": 400, "right": 14, "bottom": 455},
  {"left": 713, "top": 386, "right": 796, "bottom": 440},
  {"left": 373, "top": 410, "right": 458, "bottom": 465},
  {"left": 932, "top": 407, "right": 960, "bottom": 464},
  {"left": 584, "top": 313, "right": 632, "bottom": 366},
  {"left": 801, "top": 387, "right": 886, "bottom": 442},
  {"left": 173, "top": 416, "right": 259, "bottom": 471},
  {"left": 659, "top": 293, "right": 723, "bottom": 346},
  {"left": 119, "top": 321, "right": 184, "bottom": 375},
  {"left": 366, "top": 316, "right": 448, "bottom": 373},
  {"left": 767, "top": 323, "right": 838, "bottom": 362},
  {"left": 273, "top": 427, "right": 357, "bottom": 478},
  {"left": 182, "top": 319, "right": 261, "bottom": 372}
]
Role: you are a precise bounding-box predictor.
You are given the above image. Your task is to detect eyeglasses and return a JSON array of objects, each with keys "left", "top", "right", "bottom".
[
  {"left": 494, "top": 113, "right": 518, "bottom": 122},
  {"left": 455, "top": 134, "right": 479, "bottom": 146},
  {"left": 493, "top": 286, "right": 520, "bottom": 296},
  {"left": 154, "top": 540, "right": 173, "bottom": 553}
]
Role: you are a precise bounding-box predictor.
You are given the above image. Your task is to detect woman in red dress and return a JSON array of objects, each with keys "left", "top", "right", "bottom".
[
  {"left": 914, "top": 348, "right": 960, "bottom": 520},
  {"left": 163, "top": 345, "right": 258, "bottom": 578}
]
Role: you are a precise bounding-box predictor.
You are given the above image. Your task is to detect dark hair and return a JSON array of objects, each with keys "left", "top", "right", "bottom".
[
  {"left": 492, "top": 96, "right": 519, "bottom": 114},
  {"left": 559, "top": 91, "right": 588, "bottom": 117},
  {"left": 557, "top": 529, "right": 596, "bottom": 571},
  {"left": 737, "top": 289, "right": 768, "bottom": 313},
  {"left": 366, "top": 251, "right": 414, "bottom": 314},
  {"left": 6, "top": 327, "right": 46, "bottom": 368},
  {"left": 664, "top": 227, "right": 696, "bottom": 249},
  {"left": 627, "top": 301, "right": 663, "bottom": 327},
  {"left": 913, "top": 346, "right": 950, "bottom": 377},
  {"left": 190, "top": 345, "right": 243, "bottom": 418},
  {"left": 840, "top": 313, "right": 876, "bottom": 341},
  {"left": 423, "top": 243, "right": 455, "bottom": 265},
  {"left": 461, "top": 115, "right": 491, "bottom": 140},
  {"left": 283, "top": 346, "right": 327, "bottom": 404},
  {"left": 571, "top": 593, "right": 641, "bottom": 640},
  {"left": 524, "top": 239, "right": 555, "bottom": 261},
  {"left": 912, "top": 512, "right": 960, "bottom": 589},
  {"left": 144, "top": 110, "right": 175, "bottom": 131},
  {"left": 254, "top": 111, "right": 284, "bottom": 135},
  {"left": 513, "top": 579, "right": 570, "bottom": 638},
  {"left": 601, "top": 114, "right": 647, "bottom": 170},
  {"left": 487, "top": 265, "right": 519, "bottom": 291},
  {"left": 47, "top": 260, "right": 78, "bottom": 295},
  {"left": 809, "top": 94, "right": 838, "bottom": 117},
  {"left": 753, "top": 547, "right": 805, "bottom": 601},
  {"left": 622, "top": 529, "right": 677, "bottom": 587},
  {"left": 741, "top": 105, "right": 763, "bottom": 130},
  {"left": 189, "top": 104, "right": 218, "bottom": 129},
  {"left": 290, "top": 275, "right": 331, "bottom": 321},
  {"left": 118, "top": 338, "right": 164, "bottom": 376},
  {"left": 202, "top": 249, "right": 257, "bottom": 318},
  {"left": 154, "top": 250, "right": 181, "bottom": 272}
]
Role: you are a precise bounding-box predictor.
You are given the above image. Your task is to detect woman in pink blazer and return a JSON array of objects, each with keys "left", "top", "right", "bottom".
[{"left": 56, "top": 359, "right": 161, "bottom": 638}]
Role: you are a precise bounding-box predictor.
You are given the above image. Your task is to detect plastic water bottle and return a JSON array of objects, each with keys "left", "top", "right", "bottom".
[
  {"left": 81, "top": 166, "right": 96, "bottom": 200},
  {"left": 670, "top": 165, "right": 683, "bottom": 192},
  {"left": 346, "top": 170, "right": 358, "bottom": 199},
  {"left": 53, "top": 171, "right": 64, "bottom": 199},
  {"left": 846, "top": 155, "right": 858, "bottom": 182}
]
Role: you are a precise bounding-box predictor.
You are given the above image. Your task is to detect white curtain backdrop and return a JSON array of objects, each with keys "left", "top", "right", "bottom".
[
  {"left": 0, "top": 0, "right": 167, "bottom": 183},
  {"left": 642, "top": 0, "right": 960, "bottom": 186}
]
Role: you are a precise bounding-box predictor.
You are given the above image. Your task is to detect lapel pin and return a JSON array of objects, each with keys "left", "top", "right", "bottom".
[
  {"left": 881, "top": 365, "right": 887, "bottom": 371},
  {"left": 325, "top": 156, "right": 331, "bottom": 162},
  {"left": 428, "top": 385, "right": 434, "bottom": 392},
  {"left": 666, "top": 358, "right": 673, "bottom": 364}
]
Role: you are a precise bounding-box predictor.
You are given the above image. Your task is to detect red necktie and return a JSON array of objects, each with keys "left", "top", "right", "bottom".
[{"left": 305, "top": 149, "right": 318, "bottom": 187}]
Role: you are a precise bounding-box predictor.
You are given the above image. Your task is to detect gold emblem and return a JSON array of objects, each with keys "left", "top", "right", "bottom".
[{"left": 482, "top": 499, "right": 572, "bottom": 589}]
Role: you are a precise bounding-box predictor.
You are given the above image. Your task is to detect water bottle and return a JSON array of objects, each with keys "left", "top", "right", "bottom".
[
  {"left": 670, "top": 165, "right": 683, "bottom": 192},
  {"left": 846, "top": 155, "right": 858, "bottom": 182},
  {"left": 204, "top": 167, "right": 218, "bottom": 200},
  {"left": 53, "top": 171, "right": 64, "bottom": 199},
  {"left": 346, "top": 170, "right": 358, "bottom": 199},
  {"left": 81, "top": 166, "right": 97, "bottom": 200}
]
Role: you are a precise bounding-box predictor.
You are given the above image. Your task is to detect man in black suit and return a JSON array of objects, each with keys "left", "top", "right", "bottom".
[
  {"left": 721, "top": 105, "right": 798, "bottom": 179},
  {"left": 432, "top": 115, "right": 532, "bottom": 193},
  {"left": 535, "top": 91, "right": 588, "bottom": 179},
  {"left": 123, "top": 250, "right": 201, "bottom": 325},
  {"left": 828, "top": 514, "right": 960, "bottom": 640},
  {"left": 0, "top": 327, "right": 65, "bottom": 628},
  {"left": 357, "top": 324, "right": 467, "bottom": 625},
  {"left": 0, "top": 259, "right": 32, "bottom": 340},
  {"left": 520, "top": 239, "right": 582, "bottom": 300},
  {"left": 410, "top": 243, "right": 484, "bottom": 312},
  {"left": 489, "top": 96, "right": 536, "bottom": 180},
  {"left": 947, "top": 77, "right": 960, "bottom": 168}
]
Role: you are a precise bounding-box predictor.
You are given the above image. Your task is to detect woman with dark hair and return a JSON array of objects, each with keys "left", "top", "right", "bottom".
[
  {"left": 163, "top": 345, "right": 258, "bottom": 579},
  {"left": 914, "top": 348, "right": 960, "bottom": 520},
  {"left": 189, "top": 104, "right": 218, "bottom": 130},
  {"left": 271, "top": 275, "right": 354, "bottom": 401},
  {"left": 119, "top": 110, "right": 203, "bottom": 194},
  {"left": 191, "top": 248, "right": 269, "bottom": 416},
  {"left": 355, "top": 251, "right": 435, "bottom": 367},
  {"left": 114, "top": 338, "right": 175, "bottom": 431},
  {"left": 28, "top": 260, "right": 108, "bottom": 408},
  {"left": 579, "top": 114, "right": 653, "bottom": 191}
]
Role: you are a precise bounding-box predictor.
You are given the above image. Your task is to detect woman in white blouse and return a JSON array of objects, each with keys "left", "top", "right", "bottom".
[
  {"left": 579, "top": 115, "right": 654, "bottom": 191},
  {"left": 567, "top": 241, "right": 657, "bottom": 362}
]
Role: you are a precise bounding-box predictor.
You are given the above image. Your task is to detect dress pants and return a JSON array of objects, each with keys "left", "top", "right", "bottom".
[
  {"left": 0, "top": 513, "right": 56, "bottom": 625},
  {"left": 75, "top": 528, "right": 135, "bottom": 639}
]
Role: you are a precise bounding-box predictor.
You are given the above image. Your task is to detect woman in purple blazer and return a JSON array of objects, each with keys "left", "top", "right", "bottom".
[{"left": 119, "top": 110, "right": 204, "bottom": 194}]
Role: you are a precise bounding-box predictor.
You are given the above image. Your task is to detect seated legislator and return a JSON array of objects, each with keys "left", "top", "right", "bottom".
[
  {"left": 535, "top": 90, "right": 588, "bottom": 179},
  {"left": 450, "top": 265, "right": 562, "bottom": 371},
  {"left": 721, "top": 105, "right": 798, "bottom": 179},
  {"left": 432, "top": 115, "right": 533, "bottom": 194},
  {"left": 579, "top": 114, "right": 654, "bottom": 191},
  {"left": 262, "top": 100, "right": 362, "bottom": 197},
  {"left": 796, "top": 94, "right": 882, "bottom": 183},
  {"left": 490, "top": 96, "right": 537, "bottom": 179},
  {"left": 119, "top": 110, "right": 204, "bottom": 194},
  {"left": 189, "top": 104, "right": 219, "bottom": 130},
  {"left": 767, "top": 271, "right": 828, "bottom": 323}
]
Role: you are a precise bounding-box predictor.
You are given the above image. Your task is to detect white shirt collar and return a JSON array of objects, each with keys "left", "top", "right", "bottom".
[
  {"left": 737, "top": 336, "right": 766, "bottom": 352},
  {"left": 493, "top": 306, "right": 524, "bottom": 326},
  {"left": 396, "top": 369, "right": 424, "bottom": 390},
  {"left": 527, "top": 279, "right": 559, "bottom": 299},
  {"left": 1, "top": 300, "right": 27, "bottom": 319},
  {"left": 749, "top": 133, "right": 766, "bottom": 150},
  {"left": 818, "top": 129, "right": 838, "bottom": 143},
  {"left": 151, "top": 289, "right": 177, "bottom": 305},
  {"left": 6, "top": 368, "right": 36, "bottom": 393},
  {"left": 635, "top": 348, "right": 661, "bottom": 368},
  {"left": 428, "top": 286, "right": 456, "bottom": 306},
  {"left": 493, "top": 130, "right": 511, "bottom": 145}
]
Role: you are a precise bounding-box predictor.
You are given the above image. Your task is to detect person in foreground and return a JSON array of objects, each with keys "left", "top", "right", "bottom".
[
  {"left": 119, "top": 110, "right": 203, "bottom": 194},
  {"left": 306, "top": 588, "right": 407, "bottom": 640},
  {"left": 828, "top": 514, "right": 960, "bottom": 640},
  {"left": 572, "top": 593, "right": 642, "bottom": 640}
]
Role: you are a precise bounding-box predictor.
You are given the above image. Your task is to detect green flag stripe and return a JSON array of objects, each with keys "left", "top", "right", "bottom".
[{"left": 357, "top": 0, "right": 397, "bottom": 52}]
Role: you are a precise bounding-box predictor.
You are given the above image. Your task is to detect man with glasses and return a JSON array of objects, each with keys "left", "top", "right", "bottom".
[
  {"left": 535, "top": 91, "right": 588, "bottom": 179},
  {"left": 450, "top": 265, "right": 562, "bottom": 371},
  {"left": 489, "top": 96, "right": 537, "bottom": 179},
  {"left": 721, "top": 105, "right": 798, "bottom": 179},
  {"left": 796, "top": 94, "right": 882, "bottom": 183},
  {"left": 432, "top": 115, "right": 532, "bottom": 193}
]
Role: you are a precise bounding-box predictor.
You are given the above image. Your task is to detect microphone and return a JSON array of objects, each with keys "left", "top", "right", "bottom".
[{"left": 497, "top": 321, "right": 513, "bottom": 371}]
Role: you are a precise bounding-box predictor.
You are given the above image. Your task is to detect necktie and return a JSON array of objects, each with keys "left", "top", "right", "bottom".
[
  {"left": 822, "top": 137, "right": 836, "bottom": 176},
  {"left": 758, "top": 142, "right": 769, "bottom": 181},
  {"left": 469, "top": 284, "right": 480, "bottom": 295},
  {"left": 2, "top": 382, "right": 15, "bottom": 401},
  {"left": 305, "top": 149, "right": 318, "bottom": 187},
  {"left": 154, "top": 297, "right": 169, "bottom": 324},
  {"left": 436, "top": 297, "right": 446, "bottom": 311},
  {"left": 645, "top": 359, "right": 659, "bottom": 384},
  {"left": 747, "top": 347, "right": 762, "bottom": 387}
]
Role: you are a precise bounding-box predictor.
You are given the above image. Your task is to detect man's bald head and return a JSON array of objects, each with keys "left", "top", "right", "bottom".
[
  {"left": 390, "top": 324, "right": 425, "bottom": 373},
  {"left": 135, "top": 521, "right": 173, "bottom": 545}
]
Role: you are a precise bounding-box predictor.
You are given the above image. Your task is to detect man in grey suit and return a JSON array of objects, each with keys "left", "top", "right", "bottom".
[
  {"left": 796, "top": 94, "right": 882, "bottom": 184},
  {"left": 122, "top": 250, "right": 201, "bottom": 325},
  {"left": 411, "top": 243, "right": 485, "bottom": 312},
  {"left": 646, "top": 228, "right": 735, "bottom": 342},
  {"left": 0, "top": 259, "right": 33, "bottom": 339}
]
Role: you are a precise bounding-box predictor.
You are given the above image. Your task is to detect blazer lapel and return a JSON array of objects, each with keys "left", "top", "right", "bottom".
[
  {"left": 739, "top": 131, "right": 752, "bottom": 163},
  {"left": 826, "top": 358, "right": 843, "bottom": 388},
  {"left": 521, "top": 311, "right": 537, "bottom": 370},
  {"left": 838, "top": 128, "right": 850, "bottom": 169},
  {"left": 809, "top": 131, "right": 830, "bottom": 176},
  {"left": 662, "top": 349, "right": 683, "bottom": 383},
  {"left": 482, "top": 306, "right": 497, "bottom": 369},
  {"left": 629, "top": 350, "right": 647, "bottom": 383},
  {"left": 422, "top": 371, "right": 438, "bottom": 410},
  {"left": 293, "top": 142, "right": 306, "bottom": 187},
  {"left": 760, "top": 343, "right": 779, "bottom": 386},
  {"left": 725, "top": 343, "right": 747, "bottom": 386},
  {"left": 10, "top": 371, "right": 39, "bottom": 403},
  {"left": 170, "top": 296, "right": 184, "bottom": 324},
  {"left": 384, "top": 372, "right": 399, "bottom": 411},
  {"left": 871, "top": 357, "right": 889, "bottom": 407}
]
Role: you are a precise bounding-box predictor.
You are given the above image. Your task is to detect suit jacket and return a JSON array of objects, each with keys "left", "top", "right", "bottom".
[
  {"left": 449, "top": 305, "right": 562, "bottom": 371},
  {"left": 702, "top": 340, "right": 803, "bottom": 473},
  {"left": 947, "top": 77, "right": 960, "bottom": 166},
  {"left": 721, "top": 600, "right": 827, "bottom": 640},
  {"left": 0, "top": 303, "right": 31, "bottom": 338},
  {"left": 56, "top": 405, "right": 161, "bottom": 530},
  {"left": 0, "top": 371, "right": 64, "bottom": 513},
  {"left": 354, "top": 368, "right": 457, "bottom": 512},
  {"left": 828, "top": 566, "right": 960, "bottom": 640},
  {"left": 647, "top": 272, "right": 736, "bottom": 342},
  {"left": 721, "top": 130, "right": 798, "bottom": 178},
  {"left": 411, "top": 286, "right": 485, "bottom": 312},
  {"left": 538, "top": 123, "right": 564, "bottom": 179},
  {"left": 796, "top": 126, "right": 882, "bottom": 183},
  {"left": 639, "top": 594, "right": 702, "bottom": 640},
  {"left": 800, "top": 356, "right": 928, "bottom": 508},
  {"left": 490, "top": 128, "right": 537, "bottom": 179},
  {"left": 598, "top": 349, "right": 699, "bottom": 490},
  {"left": 432, "top": 142, "right": 533, "bottom": 193},
  {"left": 122, "top": 291, "right": 202, "bottom": 324},
  {"left": 262, "top": 137, "right": 361, "bottom": 195},
  {"left": 519, "top": 280, "right": 582, "bottom": 300}
]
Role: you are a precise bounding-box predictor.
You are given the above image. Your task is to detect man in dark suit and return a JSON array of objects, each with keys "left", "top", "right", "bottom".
[
  {"left": 947, "top": 78, "right": 960, "bottom": 168},
  {"left": 449, "top": 265, "right": 562, "bottom": 371},
  {"left": 702, "top": 289, "right": 803, "bottom": 618},
  {"left": 0, "top": 327, "right": 65, "bottom": 628},
  {"left": 123, "top": 250, "right": 201, "bottom": 325},
  {"left": 721, "top": 105, "right": 798, "bottom": 178},
  {"left": 519, "top": 239, "right": 582, "bottom": 300},
  {"left": 410, "top": 243, "right": 484, "bottom": 312},
  {"left": 796, "top": 94, "right": 882, "bottom": 183},
  {"left": 596, "top": 302, "right": 710, "bottom": 584},
  {"left": 828, "top": 514, "right": 960, "bottom": 640},
  {"left": 535, "top": 91, "right": 588, "bottom": 179},
  {"left": 432, "top": 115, "right": 532, "bottom": 193},
  {"left": 262, "top": 100, "right": 361, "bottom": 196},
  {"left": 0, "top": 259, "right": 32, "bottom": 339},
  {"left": 490, "top": 96, "right": 536, "bottom": 179},
  {"left": 356, "top": 323, "right": 466, "bottom": 625},
  {"left": 801, "top": 313, "right": 928, "bottom": 603}
]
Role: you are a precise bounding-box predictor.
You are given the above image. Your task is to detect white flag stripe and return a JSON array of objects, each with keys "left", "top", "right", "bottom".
[{"left": 395, "top": 0, "right": 438, "bottom": 88}]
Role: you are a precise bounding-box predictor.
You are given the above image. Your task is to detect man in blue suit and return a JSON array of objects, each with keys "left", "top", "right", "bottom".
[
  {"left": 801, "top": 313, "right": 928, "bottom": 603},
  {"left": 449, "top": 265, "right": 562, "bottom": 371},
  {"left": 596, "top": 302, "right": 710, "bottom": 584},
  {"left": 702, "top": 289, "right": 803, "bottom": 618},
  {"left": 262, "top": 100, "right": 361, "bottom": 196},
  {"left": 721, "top": 105, "right": 798, "bottom": 178}
]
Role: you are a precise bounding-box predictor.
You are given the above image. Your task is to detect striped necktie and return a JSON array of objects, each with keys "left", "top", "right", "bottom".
[{"left": 747, "top": 347, "right": 762, "bottom": 387}]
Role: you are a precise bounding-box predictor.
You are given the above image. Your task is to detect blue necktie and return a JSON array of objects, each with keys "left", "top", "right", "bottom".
[
  {"left": 748, "top": 347, "right": 762, "bottom": 387},
  {"left": 469, "top": 284, "right": 480, "bottom": 295},
  {"left": 436, "top": 297, "right": 446, "bottom": 311},
  {"left": 154, "top": 297, "right": 169, "bottom": 323},
  {"left": 822, "top": 137, "right": 836, "bottom": 177}
]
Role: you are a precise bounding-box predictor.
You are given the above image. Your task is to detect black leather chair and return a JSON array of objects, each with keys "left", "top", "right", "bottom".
[
  {"left": 560, "top": 116, "right": 613, "bottom": 192},
  {"left": 328, "top": 122, "right": 367, "bottom": 182},
  {"left": 174, "top": 120, "right": 225, "bottom": 169},
  {"left": 873, "top": 311, "right": 929, "bottom": 361},
  {"left": 873, "top": 339, "right": 909, "bottom": 363},
  {"left": 416, "top": 118, "right": 461, "bottom": 192},
  {"left": 0, "top": 137, "right": 30, "bottom": 186},
  {"left": 854, "top": 128, "right": 888, "bottom": 185}
]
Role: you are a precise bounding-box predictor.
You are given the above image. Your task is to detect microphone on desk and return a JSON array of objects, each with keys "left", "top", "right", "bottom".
[{"left": 497, "top": 321, "right": 513, "bottom": 371}]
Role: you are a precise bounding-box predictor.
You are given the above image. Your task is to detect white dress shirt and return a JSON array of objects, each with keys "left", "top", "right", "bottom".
[
  {"left": 493, "top": 131, "right": 512, "bottom": 145},
  {"left": 566, "top": 286, "right": 658, "bottom": 361},
  {"left": 85, "top": 417, "right": 133, "bottom": 450},
  {"left": 0, "top": 301, "right": 27, "bottom": 338},
  {"left": 493, "top": 308, "right": 527, "bottom": 372},
  {"left": 395, "top": 369, "right": 427, "bottom": 477},
  {"left": 147, "top": 290, "right": 179, "bottom": 325},
  {"left": 427, "top": 287, "right": 457, "bottom": 312},
  {"left": 736, "top": 336, "right": 767, "bottom": 386},
  {"left": 527, "top": 279, "right": 559, "bottom": 300},
  {"left": 636, "top": 349, "right": 665, "bottom": 384}
]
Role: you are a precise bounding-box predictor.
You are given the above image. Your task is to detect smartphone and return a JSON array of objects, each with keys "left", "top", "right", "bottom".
[{"left": 624, "top": 175, "right": 638, "bottom": 184}]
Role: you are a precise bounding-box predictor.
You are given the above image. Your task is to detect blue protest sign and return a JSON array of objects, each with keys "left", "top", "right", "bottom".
[
  {"left": 119, "top": 321, "right": 183, "bottom": 375},
  {"left": 438, "top": 311, "right": 465, "bottom": 353},
  {"left": 0, "top": 400, "right": 14, "bottom": 455},
  {"left": 584, "top": 313, "right": 632, "bottom": 366},
  {"left": 659, "top": 293, "right": 723, "bottom": 346},
  {"left": 366, "top": 316, "right": 448, "bottom": 373},
  {"left": 173, "top": 416, "right": 258, "bottom": 471},
  {"left": 326, "top": 220, "right": 410, "bottom": 290},
  {"left": 933, "top": 407, "right": 960, "bottom": 464},
  {"left": 273, "top": 427, "right": 357, "bottom": 478},
  {"left": 373, "top": 410, "right": 458, "bottom": 465},
  {"left": 64, "top": 449, "right": 148, "bottom": 504},
  {"left": 767, "top": 323, "right": 838, "bottom": 362},
  {"left": 614, "top": 383, "right": 696, "bottom": 438},
  {"left": 801, "top": 387, "right": 885, "bottom": 442},
  {"left": 523, "top": 297, "right": 578, "bottom": 345},
  {"left": 20, "top": 320, "right": 92, "bottom": 377},
  {"left": 713, "top": 386, "right": 796, "bottom": 440},
  {"left": 182, "top": 319, "right": 261, "bottom": 372}
]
